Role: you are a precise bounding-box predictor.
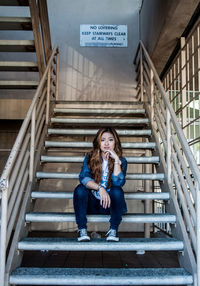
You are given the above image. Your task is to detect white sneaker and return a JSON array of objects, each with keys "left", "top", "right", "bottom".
[
  {"left": 77, "top": 229, "right": 90, "bottom": 242},
  {"left": 106, "top": 229, "right": 119, "bottom": 242}
]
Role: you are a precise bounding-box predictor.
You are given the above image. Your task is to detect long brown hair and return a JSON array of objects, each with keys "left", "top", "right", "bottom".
[{"left": 87, "top": 127, "right": 122, "bottom": 188}]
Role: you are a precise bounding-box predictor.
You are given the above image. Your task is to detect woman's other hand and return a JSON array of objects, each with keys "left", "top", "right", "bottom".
[
  {"left": 105, "top": 150, "right": 119, "bottom": 162},
  {"left": 99, "top": 187, "right": 111, "bottom": 209}
]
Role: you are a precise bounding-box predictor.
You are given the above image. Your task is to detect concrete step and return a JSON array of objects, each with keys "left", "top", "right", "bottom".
[
  {"left": 0, "top": 61, "right": 38, "bottom": 71},
  {"left": 10, "top": 267, "right": 193, "bottom": 285},
  {"left": 45, "top": 141, "right": 156, "bottom": 149},
  {"left": 41, "top": 155, "right": 159, "bottom": 164},
  {"left": 53, "top": 108, "right": 146, "bottom": 116},
  {"left": 51, "top": 118, "right": 149, "bottom": 125},
  {"left": 25, "top": 212, "right": 176, "bottom": 224},
  {"left": 55, "top": 101, "right": 144, "bottom": 110},
  {"left": 36, "top": 172, "right": 165, "bottom": 181},
  {"left": 0, "top": 80, "right": 39, "bottom": 89},
  {"left": 0, "top": 40, "right": 35, "bottom": 52},
  {"left": 0, "top": 16, "right": 32, "bottom": 30},
  {"left": 18, "top": 237, "right": 183, "bottom": 251},
  {"left": 0, "top": 0, "right": 29, "bottom": 5},
  {"left": 31, "top": 191, "right": 170, "bottom": 200},
  {"left": 48, "top": 128, "right": 152, "bottom": 136}
]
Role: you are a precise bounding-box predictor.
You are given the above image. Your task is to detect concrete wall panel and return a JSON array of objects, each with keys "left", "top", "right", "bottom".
[
  {"left": 47, "top": 0, "right": 141, "bottom": 101},
  {"left": 140, "top": 0, "right": 199, "bottom": 74}
]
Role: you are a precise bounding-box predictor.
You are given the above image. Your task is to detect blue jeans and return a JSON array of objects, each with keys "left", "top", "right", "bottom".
[{"left": 73, "top": 184, "right": 127, "bottom": 231}]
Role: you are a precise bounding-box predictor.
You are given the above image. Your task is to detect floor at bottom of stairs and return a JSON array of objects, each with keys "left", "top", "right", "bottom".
[{"left": 17, "top": 231, "right": 184, "bottom": 286}]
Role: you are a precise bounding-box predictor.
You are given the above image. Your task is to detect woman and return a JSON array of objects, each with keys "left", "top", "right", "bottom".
[{"left": 73, "top": 127, "right": 127, "bottom": 242}]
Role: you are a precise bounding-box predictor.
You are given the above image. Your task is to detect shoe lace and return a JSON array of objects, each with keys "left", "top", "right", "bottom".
[
  {"left": 106, "top": 229, "right": 116, "bottom": 237},
  {"left": 79, "top": 229, "right": 88, "bottom": 236}
]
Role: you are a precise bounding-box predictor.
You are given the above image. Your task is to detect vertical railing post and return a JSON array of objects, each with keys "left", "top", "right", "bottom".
[
  {"left": 140, "top": 45, "right": 144, "bottom": 102},
  {"left": 46, "top": 66, "right": 51, "bottom": 125},
  {"left": 196, "top": 24, "right": 200, "bottom": 286},
  {"left": 196, "top": 183, "right": 200, "bottom": 286},
  {"left": 144, "top": 148, "right": 152, "bottom": 238},
  {"left": 0, "top": 185, "right": 8, "bottom": 286},
  {"left": 56, "top": 52, "right": 59, "bottom": 101},
  {"left": 150, "top": 69, "right": 154, "bottom": 127},
  {"left": 29, "top": 106, "right": 36, "bottom": 182},
  {"left": 180, "top": 37, "right": 187, "bottom": 137},
  {"left": 166, "top": 107, "right": 172, "bottom": 185}
]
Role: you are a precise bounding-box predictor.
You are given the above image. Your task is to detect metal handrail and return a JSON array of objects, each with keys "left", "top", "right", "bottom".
[
  {"left": 162, "top": 18, "right": 200, "bottom": 165},
  {"left": 0, "top": 46, "right": 57, "bottom": 188},
  {"left": 139, "top": 41, "right": 200, "bottom": 187},
  {"left": 0, "top": 46, "right": 59, "bottom": 286},
  {"left": 134, "top": 40, "right": 200, "bottom": 285}
]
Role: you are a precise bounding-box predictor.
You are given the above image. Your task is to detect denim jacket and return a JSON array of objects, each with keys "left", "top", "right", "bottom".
[{"left": 79, "top": 153, "right": 127, "bottom": 188}]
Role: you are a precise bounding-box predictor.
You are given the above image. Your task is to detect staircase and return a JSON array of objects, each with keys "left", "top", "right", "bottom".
[
  {"left": 1, "top": 41, "right": 199, "bottom": 285},
  {"left": 0, "top": 0, "right": 51, "bottom": 119},
  {"left": 8, "top": 100, "right": 193, "bottom": 285}
]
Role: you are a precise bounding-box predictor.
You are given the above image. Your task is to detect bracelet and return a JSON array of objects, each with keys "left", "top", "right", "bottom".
[
  {"left": 98, "top": 184, "right": 103, "bottom": 191},
  {"left": 114, "top": 160, "right": 121, "bottom": 165}
]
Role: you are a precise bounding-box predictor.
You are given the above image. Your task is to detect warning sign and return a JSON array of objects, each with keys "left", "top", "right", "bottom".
[{"left": 80, "top": 25, "right": 128, "bottom": 47}]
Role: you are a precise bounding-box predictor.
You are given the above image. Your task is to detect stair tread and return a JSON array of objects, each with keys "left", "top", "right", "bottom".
[
  {"left": 0, "top": 40, "right": 35, "bottom": 52},
  {"left": 45, "top": 141, "right": 156, "bottom": 149},
  {"left": 36, "top": 171, "right": 164, "bottom": 180},
  {"left": 41, "top": 155, "right": 159, "bottom": 163},
  {"left": 0, "top": 39, "right": 34, "bottom": 44},
  {"left": 51, "top": 118, "right": 149, "bottom": 124},
  {"left": 55, "top": 100, "right": 143, "bottom": 106},
  {"left": 10, "top": 267, "right": 193, "bottom": 285},
  {"left": 25, "top": 212, "right": 176, "bottom": 223},
  {"left": 0, "top": 0, "right": 29, "bottom": 5},
  {"left": 31, "top": 191, "right": 170, "bottom": 200},
  {"left": 53, "top": 108, "right": 145, "bottom": 115},
  {"left": 0, "top": 16, "right": 31, "bottom": 22},
  {"left": 0, "top": 61, "right": 38, "bottom": 71},
  {"left": 48, "top": 128, "right": 152, "bottom": 136},
  {"left": 0, "top": 80, "right": 39, "bottom": 89},
  {"left": 0, "top": 16, "right": 32, "bottom": 30},
  {"left": 18, "top": 237, "right": 184, "bottom": 251}
]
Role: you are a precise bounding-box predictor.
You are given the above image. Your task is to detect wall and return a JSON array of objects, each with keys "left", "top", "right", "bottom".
[
  {"left": 47, "top": 0, "right": 142, "bottom": 101},
  {"left": 140, "top": 0, "right": 175, "bottom": 56}
]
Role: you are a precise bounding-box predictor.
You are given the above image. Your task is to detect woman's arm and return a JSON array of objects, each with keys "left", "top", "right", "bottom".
[
  {"left": 86, "top": 180, "right": 111, "bottom": 209},
  {"left": 79, "top": 154, "right": 111, "bottom": 209},
  {"left": 104, "top": 150, "right": 121, "bottom": 176},
  {"left": 112, "top": 157, "right": 127, "bottom": 187},
  {"left": 79, "top": 154, "right": 94, "bottom": 185}
]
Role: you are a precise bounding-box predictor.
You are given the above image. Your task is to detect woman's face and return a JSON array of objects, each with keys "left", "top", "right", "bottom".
[{"left": 100, "top": 132, "right": 115, "bottom": 153}]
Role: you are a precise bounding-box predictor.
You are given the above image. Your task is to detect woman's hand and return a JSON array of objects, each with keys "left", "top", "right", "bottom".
[
  {"left": 99, "top": 187, "right": 111, "bottom": 209},
  {"left": 105, "top": 150, "right": 119, "bottom": 162}
]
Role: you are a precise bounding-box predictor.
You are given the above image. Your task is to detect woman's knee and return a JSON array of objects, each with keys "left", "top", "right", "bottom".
[{"left": 110, "top": 186, "right": 123, "bottom": 201}]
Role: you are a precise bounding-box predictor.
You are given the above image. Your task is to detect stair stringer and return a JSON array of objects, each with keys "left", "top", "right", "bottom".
[
  {"left": 167, "top": 185, "right": 197, "bottom": 276},
  {"left": 5, "top": 182, "right": 34, "bottom": 286},
  {"left": 5, "top": 125, "right": 48, "bottom": 286},
  {"left": 148, "top": 110, "right": 196, "bottom": 278}
]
